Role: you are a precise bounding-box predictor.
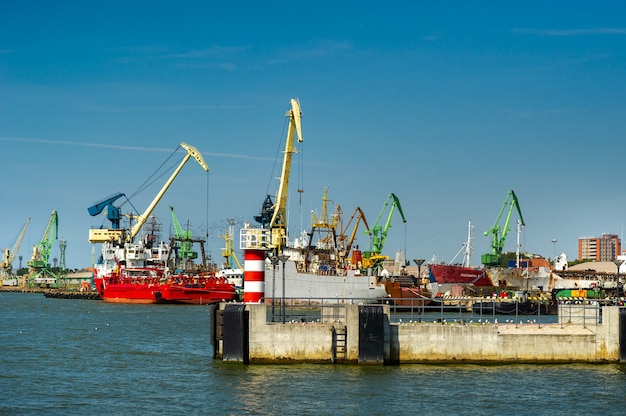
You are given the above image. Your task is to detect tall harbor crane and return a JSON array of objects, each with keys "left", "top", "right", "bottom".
[
  {"left": 254, "top": 98, "right": 303, "bottom": 254},
  {"left": 169, "top": 205, "right": 198, "bottom": 261},
  {"left": 362, "top": 193, "right": 406, "bottom": 271},
  {"left": 88, "top": 143, "right": 209, "bottom": 244},
  {"left": 27, "top": 210, "right": 59, "bottom": 287},
  {"left": 481, "top": 190, "right": 525, "bottom": 266},
  {"left": 338, "top": 206, "right": 369, "bottom": 261},
  {"left": 1, "top": 217, "right": 30, "bottom": 281}
]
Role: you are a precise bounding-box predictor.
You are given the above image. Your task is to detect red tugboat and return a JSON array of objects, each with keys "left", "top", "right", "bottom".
[{"left": 89, "top": 143, "right": 237, "bottom": 305}]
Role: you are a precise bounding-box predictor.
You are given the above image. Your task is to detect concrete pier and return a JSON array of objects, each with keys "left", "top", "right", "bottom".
[{"left": 211, "top": 303, "right": 624, "bottom": 364}]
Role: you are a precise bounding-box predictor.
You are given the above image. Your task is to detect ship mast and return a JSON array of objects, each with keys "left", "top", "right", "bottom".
[
  {"left": 515, "top": 219, "right": 523, "bottom": 268},
  {"left": 462, "top": 220, "right": 474, "bottom": 267}
]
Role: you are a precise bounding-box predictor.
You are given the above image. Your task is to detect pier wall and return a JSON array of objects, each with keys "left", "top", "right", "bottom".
[
  {"left": 213, "top": 303, "right": 622, "bottom": 364},
  {"left": 247, "top": 304, "right": 334, "bottom": 361}
]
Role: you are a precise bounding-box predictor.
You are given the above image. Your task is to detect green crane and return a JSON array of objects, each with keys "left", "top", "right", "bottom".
[
  {"left": 481, "top": 190, "right": 525, "bottom": 266},
  {"left": 27, "top": 210, "right": 59, "bottom": 287},
  {"left": 28, "top": 210, "right": 58, "bottom": 269},
  {"left": 362, "top": 193, "right": 406, "bottom": 270},
  {"left": 169, "top": 205, "right": 198, "bottom": 262}
]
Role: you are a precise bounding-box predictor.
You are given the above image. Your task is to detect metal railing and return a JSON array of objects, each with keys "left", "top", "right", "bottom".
[{"left": 261, "top": 296, "right": 606, "bottom": 326}]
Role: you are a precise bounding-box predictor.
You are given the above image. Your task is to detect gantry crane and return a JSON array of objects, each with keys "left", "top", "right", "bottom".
[
  {"left": 254, "top": 98, "right": 303, "bottom": 254},
  {"left": 481, "top": 190, "right": 525, "bottom": 266},
  {"left": 362, "top": 193, "right": 406, "bottom": 271},
  {"left": 27, "top": 210, "right": 59, "bottom": 287},
  {"left": 1, "top": 217, "right": 30, "bottom": 281}
]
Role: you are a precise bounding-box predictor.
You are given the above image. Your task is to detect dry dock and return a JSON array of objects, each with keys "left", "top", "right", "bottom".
[{"left": 211, "top": 302, "right": 626, "bottom": 364}]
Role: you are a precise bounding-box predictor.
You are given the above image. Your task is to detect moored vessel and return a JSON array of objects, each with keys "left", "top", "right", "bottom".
[
  {"left": 240, "top": 99, "right": 388, "bottom": 304},
  {"left": 89, "top": 143, "right": 238, "bottom": 305}
]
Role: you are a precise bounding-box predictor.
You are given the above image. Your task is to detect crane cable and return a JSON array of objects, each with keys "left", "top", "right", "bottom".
[{"left": 126, "top": 146, "right": 181, "bottom": 202}]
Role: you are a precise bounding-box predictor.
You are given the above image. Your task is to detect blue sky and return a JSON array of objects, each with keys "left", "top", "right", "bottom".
[{"left": 2, "top": 1, "right": 626, "bottom": 270}]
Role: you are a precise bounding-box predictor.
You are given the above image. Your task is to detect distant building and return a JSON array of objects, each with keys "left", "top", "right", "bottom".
[{"left": 578, "top": 234, "right": 621, "bottom": 261}]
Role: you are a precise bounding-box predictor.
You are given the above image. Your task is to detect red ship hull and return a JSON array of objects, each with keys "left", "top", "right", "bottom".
[
  {"left": 94, "top": 272, "right": 237, "bottom": 304},
  {"left": 428, "top": 264, "right": 494, "bottom": 286}
]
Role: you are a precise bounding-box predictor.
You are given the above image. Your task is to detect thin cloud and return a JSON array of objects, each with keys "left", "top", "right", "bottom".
[
  {"left": 0, "top": 136, "right": 275, "bottom": 161},
  {"left": 162, "top": 46, "right": 249, "bottom": 59},
  {"left": 86, "top": 104, "right": 249, "bottom": 112},
  {"left": 514, "top": 28, "right": 626, "bottom": 36},
  {"left": 266, "top": 39, "right": 352, "bottom": 65}
]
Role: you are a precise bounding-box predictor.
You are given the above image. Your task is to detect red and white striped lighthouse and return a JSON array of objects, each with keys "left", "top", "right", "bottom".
[{"left": 243, "top": 249, "right": 265, "bottom": 303}]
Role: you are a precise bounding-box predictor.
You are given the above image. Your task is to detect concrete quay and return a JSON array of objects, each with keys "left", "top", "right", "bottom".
[
  {"left": 1, "top": 286, "right": 102, "bottom": 300},
  {"left": 211, "top": 302, "right": 626, "bottom": 364}
]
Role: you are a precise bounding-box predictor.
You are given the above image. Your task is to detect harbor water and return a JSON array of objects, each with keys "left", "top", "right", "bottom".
[{"left": 1, "top": 291, "right": 626, "bottom": 415}]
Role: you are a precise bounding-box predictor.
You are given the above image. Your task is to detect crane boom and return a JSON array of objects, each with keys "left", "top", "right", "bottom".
[
  {"left": 129, "top": 143, "right": 208, "bottom": 241},
  {"left": 28, "top": 211, "right": 58, "bottom": 269},
  {"left": 365, "top": 193, "right": 406, "bottom": 254},
  {"left": 169, "top": 205, "right": 198, "bottom": 260},
  {"left": 2, "top": 217, "right": 30, "bottom": 273},
  {"left": 339, "top": 207, "right": 369, "bottom": 258},
  {"left": 256, "top": 99, "right": 302, "bottom": 252},
  {"left": 361, "top": 193, "right": 406, "bottom": 271},
  {"left": 481, "top": 190, "right": 525, "bottom": 266}
]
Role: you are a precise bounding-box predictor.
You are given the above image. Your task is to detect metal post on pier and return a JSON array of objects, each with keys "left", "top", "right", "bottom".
[
  {"left": 613, "top": 259, "right": 624, "bottom": 301},
  {"left": 278, "top": 254, "right": 289, "bottom": 323},
  {"left": 270, "top": 255, "right": 279, "bottom": 321}
]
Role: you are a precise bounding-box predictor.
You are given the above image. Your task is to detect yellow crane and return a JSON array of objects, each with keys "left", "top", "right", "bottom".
[
  {"left": 338, "top": 207, "right": 369, "bottom": 261},
  {"left": 220, "top": 219, "right": 243, "bottom": 270},
  {"left": 129, "top": 143, "right": 208, "bottom": 242},
  {"left": 88, "top": 142, "right": 209, "bottom": 243},
  {"left": 1, "top": 217, "right": 30, "bottom": 281},
  {"left": 254, "top": 99, "right": 303, "bottom": 253}
]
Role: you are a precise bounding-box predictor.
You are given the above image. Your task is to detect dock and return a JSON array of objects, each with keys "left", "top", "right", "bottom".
[
  {"left": 1, "top": 286, "right": 102, "bottom": 300},
  {"left": 210, "top": 301, "right": 626, "bottom": 364}
]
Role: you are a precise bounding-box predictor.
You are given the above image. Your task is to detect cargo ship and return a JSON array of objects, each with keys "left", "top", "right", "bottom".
[
  {"left": 89, "top": 143, "right": 238, "bottom": 305},
  {"left": 428, "top": 196, "right": 565, "bottom": 294},
  {"left": 241, "top": 205, "right": 388, "bottom": 304},
  {"left": 429, "top": 256, "right": 562, "bottom": 292}
]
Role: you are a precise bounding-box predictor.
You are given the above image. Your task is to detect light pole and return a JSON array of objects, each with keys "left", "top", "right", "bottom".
[
  {"left": 613, "top": 259, "right": 624, "bottom": 300},
  {"left": 278, "top": 254, "right": 289, "bottom": 323},
  {"left": 413, "top": 259, "right": 425, "bottom": 287},
  {"left": 270, "top": 255, "right": 279, "bottom": 321},
  {"left": 551, "top": 239, "right": 557, "bottom": 267}
]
